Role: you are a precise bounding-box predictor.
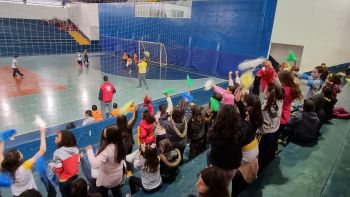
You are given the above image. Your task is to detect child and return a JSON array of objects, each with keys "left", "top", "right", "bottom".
[
  {"left": 2, "top": 128, "right": 46, "bottom": 196},
  {"left": 12, "top": 54, "right": 24, "bottom": 77},
  {"left": 211, "top": 72, "right": 237, "bottom": 105},
  {"left": 190, "top": 167, "right": 229, "bottom": 197},
  {"left": 122, "top": 51, "right": 128, "bottom": 66},
  {"left": 70, "top": 178, "right": 101, "bottom": 197},
  {"left": 311, "top": 84, "right": 338, "bottom": 130},
  {"left": 188, "top": 105, "right": 206, "bottom": 160},
  {"left": 111, "top": 103, "right": 120, "bottom": 118},
  {"left": 126, "top": 55, "right": 132, "bottom": 74},
  {"left": 287, "top": 99, "right": 320, "bottom": 146},
  {"left": 85, "top": 125, "right": 127, "bottom": 197},
  {"left": 278, "top": 70, "right": 303, "bottom": 140},
  {"left": 159, "top": 139, "right": 181, "bottom": 183},
  {"left": 233, "top": 94, "right": 263, "bottom": 196},
  {"left": 207, "top": 105, "right": 244, "bottom": 183},
  {"left": 139, "top": 110, "right": 156, "bottom": 145},
  {"left": 137, "top": 59, "right": 148, "bottom": 90},
  {"left": 129, "top": 144, "right": 162, "bottom": 194},
  {"left": 82, "top": 110, "right": 95, "bottom": 126},
  {"left": 83, "top": 49, "right": 89, "bottom": 67},
  {"left": 92, "top": 105, "right": 104, "bottom": 122},
  {"left": 257, "top": 82, "right": 284, "bottom": 171},
  {"left": 117, "top": 105, "right": 138, "bottom": 155},
  {"left": 257, "top": 60, "right": 278, "bottom": 92},
  {"left": 133, "top": 51, "right": 138, "bottom": 66},
  {"left": 154, "top": 93, "right": 173, "bottom": 145},
  {"left": 298, "top": 65, "right": 329, "bottom": 99},
  {"left": 49, "top": 130, "right": 79, "bottom": 197},
  {"left": 77, "top": 52, "right": 83, "bottom": 67},
  {"left": 159, "top": 99, "right": 192, "bottom": 157}
]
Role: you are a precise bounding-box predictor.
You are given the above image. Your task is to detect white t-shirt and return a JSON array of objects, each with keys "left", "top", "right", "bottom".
[
  {"left": 12, "top": 58, "right": 17, "bottom": 69},
  {"left": 11, "top": 160, "right": 37, "bottom": 196},
  {"left": 134, "top": 156, "right": 162, "bottom": 190},
  {"left": 78, "top": 54, "right": 83, "bottom": 61}
]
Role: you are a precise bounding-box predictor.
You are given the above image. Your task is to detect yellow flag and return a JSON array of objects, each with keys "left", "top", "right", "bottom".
[
  {"left": 119, "top": 101, "right": 134, "bottom": 115},
  {"left": 240, "top": 70, "right": 254, "bottom": 90}
]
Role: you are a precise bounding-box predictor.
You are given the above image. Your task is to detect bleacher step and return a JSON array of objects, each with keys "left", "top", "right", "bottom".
[{"left": 69, "top": 31, "right": 90, "bottom": 45}]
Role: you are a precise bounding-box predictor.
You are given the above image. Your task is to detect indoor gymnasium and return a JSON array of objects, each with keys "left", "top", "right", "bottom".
[{"left": 0, "top": 0, "right": 349, "bottom": 196}]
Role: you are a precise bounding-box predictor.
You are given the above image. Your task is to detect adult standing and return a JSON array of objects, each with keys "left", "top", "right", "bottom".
[
  {"left": 99, "top": 76, "right": 116, "bottom": 118},
  {"left": 12, "top": 55, "right": 24, "bottom": 77}
]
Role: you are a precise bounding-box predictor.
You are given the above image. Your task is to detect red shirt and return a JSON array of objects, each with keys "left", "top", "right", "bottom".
[
  {"left": 258, "top": 67, "right": 277, "bottom": 92},
  {"left": 281, "top": 86, "right": 294, "bottom": 124},
  {"left": 139, "top": 119, "right": 155, "bottom": 144},
  {"left": 100, "top": 82, "right": 116, "bottom": 102}
]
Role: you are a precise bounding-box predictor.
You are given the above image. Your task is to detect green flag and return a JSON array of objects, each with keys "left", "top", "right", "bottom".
[
  {"left": 210, "top": 97, "right": 220, "bottom": 112},
  {"left": 163, "top": 88, "right": 175, "bottom": 94},
  {"left": 285, "top": 50, "right": 297, "bottom": 62},
  {"left": 187, "top": 74, "right": 193, "bottom": 87}
]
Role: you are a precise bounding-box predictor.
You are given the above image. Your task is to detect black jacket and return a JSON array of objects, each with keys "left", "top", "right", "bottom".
[
  {"left": 160, "top": 148, "right": 181, "bottom": 183},
  {"left": 289, "top": 111, "right": 320, "bottom": 145}
]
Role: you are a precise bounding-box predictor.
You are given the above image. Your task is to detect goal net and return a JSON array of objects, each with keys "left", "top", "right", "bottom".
[{"left": 138, "top": 40, "right": 167, "bottom": 67}]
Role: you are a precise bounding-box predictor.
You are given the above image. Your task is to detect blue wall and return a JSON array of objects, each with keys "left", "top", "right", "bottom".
[{"left": 99, "top": 0, "right": 277, "bottom": 77}]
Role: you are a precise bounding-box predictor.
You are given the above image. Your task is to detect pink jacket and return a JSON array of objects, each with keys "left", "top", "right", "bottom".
[
  {"left": 281, "top": 86, "right": 294, "bottom": 124},
  {"left": 86, "top": 144, "right": 125, "bottom": 187},
  {"left": 139, "top": 119, "right": 155, "bottom": 144},
  {"left": 214, "top": 86, "right": 234, "bottom": 105}
]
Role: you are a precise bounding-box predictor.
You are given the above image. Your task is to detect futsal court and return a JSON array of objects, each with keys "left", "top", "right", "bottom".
[
  {"left": 0, "top": 0, "right": 350, "bottom": 197},
  {"left": 0, "top": 53, "right": 224, "bottom": 135}
]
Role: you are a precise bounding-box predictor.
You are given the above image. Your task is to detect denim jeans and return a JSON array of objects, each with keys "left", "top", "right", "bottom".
[{"left": 100, "top": 101, "right": 112, "bottom": 119}]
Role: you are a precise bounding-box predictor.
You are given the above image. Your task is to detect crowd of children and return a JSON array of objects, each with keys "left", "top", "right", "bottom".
[{"left": 1, "top": 59, "right": 349, "bottom": 197}]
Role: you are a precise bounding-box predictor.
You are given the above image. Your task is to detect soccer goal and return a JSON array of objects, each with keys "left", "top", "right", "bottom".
[{"left": 138, "top": 40, "right": 168, "bottom": 67}]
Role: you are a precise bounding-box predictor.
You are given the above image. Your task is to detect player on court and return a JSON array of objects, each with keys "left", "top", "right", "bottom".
[
  {"left": 12, "top": 55, "right": 24, "bottom": 77},
  {"left": 83, "top": 49, "right": 89, "bottom": 67},
  {"left": 77, "top": 52, "right": 83, "bottom": 66}
]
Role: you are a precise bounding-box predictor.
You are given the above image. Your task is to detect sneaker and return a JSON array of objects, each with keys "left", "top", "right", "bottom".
[
  {"left": 136, "top": 86, "right": 141, "bottom": 88},
  {"left": 146, "top": 86, "right": 149, "bottom": 90}
]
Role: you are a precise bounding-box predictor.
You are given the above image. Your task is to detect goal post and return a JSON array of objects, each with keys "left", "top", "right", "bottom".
[{"left": 138, "top": 40, "right": 167, "bottom": 67}]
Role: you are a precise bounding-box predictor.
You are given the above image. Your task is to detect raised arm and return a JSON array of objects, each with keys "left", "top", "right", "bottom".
[
  {"left": 165, "top": 95, "right": 173, "bottom": 114},
  {"left": 235, "top": 71, "right": 241, "bottom": 85},
  {"left": 30, "top": 128, "right": 47, "bottom": 163},
  {"left": 298, "top": 73, "right": 313, "bottom": 81},
  {"left": 183, "top": 102, "right": 192, "bottom": 123},
  {"left": 213, "top": 83, "right": 225, "bottom": 95},
  {"left": 86, "top": 145, "right": 109, "bottom": 169},
  {"left": 228, "top": 71, "right": 234, "bottom": 86},
  {"left": 128, "top": 106, "right": 139, "bottom": 128}
]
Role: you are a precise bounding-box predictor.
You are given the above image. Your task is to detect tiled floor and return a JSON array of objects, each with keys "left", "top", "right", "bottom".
[{"left": 0, "top": 53, "right": 225, "bottom": 135}]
